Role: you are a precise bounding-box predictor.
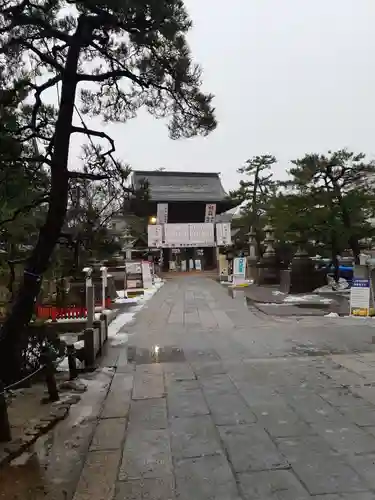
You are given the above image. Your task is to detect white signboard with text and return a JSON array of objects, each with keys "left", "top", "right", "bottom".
[
  {"left": 233, "top": 257, "right": 247, "bottom": 285},
  {"left": 147, "top": 224, "right": 163, "bottom": 247},
  {"left": 164, "top": 224, "right": 190, "bottom": 246},
  {"left": 157, "top": 203, "right": 168, "bottom": 224},
  {"left": 216, "top": 223, "right": 232, "bottom": 246},
  {"left": 188, "top": 223, "right": 215, "bottom": 246},
  {"left": 205, "top": 204, "right": 217, "bottom": 223},
  {"left": 350, "top": 278, "right": 370, "bottom": 316}
]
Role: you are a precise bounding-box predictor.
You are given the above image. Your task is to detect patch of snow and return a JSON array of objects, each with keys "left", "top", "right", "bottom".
[
  {"left": 108, "top": 282, "right": 163, "bottom": 338},
  {"left": 324, "top": 312, "right": 339, "bottom": 318},
  {"left": 114, "top": 297, "right": 138, "bottom": 305},
  {"left": 284, "top": 294, "right": 333, "bottom": 304},
  {"left": 110, "top": 333, "right": 129, "bottom": 346},
  {"left": 74, "top": 340, "right": 85, "bottom": 350},
  {"left": 261, "top": 303, "right": 291, "bottom": 307},
  {"left": 272, "top": 290, "right": 285, "bottom": 296},
  {"left": 59, "top": 333, "right": 79, "bottom": 344},
  {"left": 108, "top": 311, "right": 136, "bottom": 338}
]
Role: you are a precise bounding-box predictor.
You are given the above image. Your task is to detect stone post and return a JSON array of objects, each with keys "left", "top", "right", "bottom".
[
  {"left": 246, "top": 227, "right": 258, "bottom": 283},
  {"left": 100, "top": 266, "right": 108, "bottom": 311},
  {"left": 83, "top": 267, "right": 94, "bottom": 329}
]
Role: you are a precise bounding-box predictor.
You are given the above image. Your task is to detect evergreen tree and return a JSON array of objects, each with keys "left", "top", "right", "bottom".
[{"left": 0, "top": 0, "right": 216, "bottom": 382}]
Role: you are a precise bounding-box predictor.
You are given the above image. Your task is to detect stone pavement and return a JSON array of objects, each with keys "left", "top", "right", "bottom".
[{"left": 71, "top": 277, "right": 375, "bottom": 500}]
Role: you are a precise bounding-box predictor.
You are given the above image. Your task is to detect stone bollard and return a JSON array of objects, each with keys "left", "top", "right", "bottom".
[
  {"left": 41, "top": 350, "right": 59, "bottom": 402},
  {"left": 100, "top": 313, "right": 108, "bottom": 343},
  {"left": 83, "top": 328, "right": 95, "bottom": 367},
  {"left": 279, "top": 270, "right": 291, "bottom": 294},
  {"left": 67, "top": 344, "right": 78, "bottom": 380}
]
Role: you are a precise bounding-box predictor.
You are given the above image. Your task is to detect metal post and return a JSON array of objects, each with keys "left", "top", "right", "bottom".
[{"left": 0, "top": 382, "right": 11, "bottom": 442}]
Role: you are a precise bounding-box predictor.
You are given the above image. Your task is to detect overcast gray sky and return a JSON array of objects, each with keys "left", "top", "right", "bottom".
[{"left": 70, "top": 0, "right": 375, "bottom": 192}]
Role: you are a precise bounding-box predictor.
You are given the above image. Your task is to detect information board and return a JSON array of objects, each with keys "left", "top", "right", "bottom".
[
  {"left": 157, "top": 203, "right": 168, "bottom": 224},
  {"left": 188, "top": 223, "right": 215, "bottom": 246},
  {"left": 205, "top": 204, "right": 217, "bottom": 223},
  {"left": 350, "top": 278, "right": 370, "bottom": 316},
  {"left": 148, "top": 224, "right": 163, "bottom": 247},
  {"left": 233, "top": 257, "right": 247, "bottom": 285},
  {"left": 164, "top": 224, "right": 190, "bottom": 246},
  {"left": 216, "top": 223, "right": 232, "bottom": 246}
]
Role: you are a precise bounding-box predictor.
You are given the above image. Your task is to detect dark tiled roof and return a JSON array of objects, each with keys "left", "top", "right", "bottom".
[{"left": 132, "top": 170, "right": 228, "bottom": 202}]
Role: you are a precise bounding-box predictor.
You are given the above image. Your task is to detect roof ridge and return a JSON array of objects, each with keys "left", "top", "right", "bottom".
[{"left": 132, "top": 170, "right": 221, "bottom": 178}]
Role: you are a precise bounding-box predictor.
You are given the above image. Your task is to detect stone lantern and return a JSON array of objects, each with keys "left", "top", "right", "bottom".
[
  {"left": 258, "top": 223, "right": 279, "bottom": 285},
  {"left": 247, "top": 227, "right": 257, "bottom": 260},
  {"left": 289, "top": 234, "right": 316, "bottom": 293},
  {"left": 263, "top": 224, "right": 276, "bottom": 258}
]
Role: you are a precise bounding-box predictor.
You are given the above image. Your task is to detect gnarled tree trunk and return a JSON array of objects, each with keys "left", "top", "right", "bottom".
[{"left": 0, "top": 30, "right": 83, "bottom": 384}]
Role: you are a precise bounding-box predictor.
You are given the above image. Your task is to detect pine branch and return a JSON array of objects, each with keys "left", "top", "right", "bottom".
[
  {"left": 71, "top": 126, "right": 115, "bottom": 156},
  {"left": 0, "top": 194, "right": 49, "bottom": 227},
  {"left": 68, "top": 171, "right": 110, "bottom": 181}
]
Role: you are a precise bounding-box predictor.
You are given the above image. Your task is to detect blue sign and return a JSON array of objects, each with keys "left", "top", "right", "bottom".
[{"left": 352, "top": 278, "right": 370, "bottom": 288}]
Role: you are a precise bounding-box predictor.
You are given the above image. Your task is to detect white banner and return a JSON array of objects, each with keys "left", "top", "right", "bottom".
[
  {"left": 157, "top": 203, "right": 168, "bottom": 224},
  {"left": 164, "top": 223, "right": 190, "bottom": 246},
  {"left": 216, "top": 223, "right": 232, "bottom": 246},
  {"left": 189, "top": 223, "right": 215, "bottom": 246},
  {"left": 147, "top": 224, "right": 163, "bottom": 247},
  {"left": 150, "top": 223, "right": 216, "bottom": 248},
  {"left": 205, "top": 204, "right": 217, "bottom": 223}
]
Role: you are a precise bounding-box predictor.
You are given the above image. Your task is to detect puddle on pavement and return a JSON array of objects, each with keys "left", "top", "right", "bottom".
[
  {"left": 127, "top": 345, "right": 185, "bottom": 364},
  {"left": 291, "top": 344, "right": 343, "bottom": 357}
]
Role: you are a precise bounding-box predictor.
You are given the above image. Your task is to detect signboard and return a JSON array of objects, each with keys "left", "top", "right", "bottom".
[
  {"left": 148, "top": 224, "right": 163, "bottom": 247},
  {"left": 218, "top": 254, "right": 229, "bottom": 277},
  {"left": 189, "top": 223, "right": 215, "bottom": 246},
  {"left": 157, "top": 203, "right": 168, "bottom": 224},
  {"left": 195, "top": 259, "right": 202, "bottom": 271},
  {"left": 350, "top": 278, "right": 370, "bottom": 316},
  {"left": 124, "top": 260, "right": 143, "bottom": 290},
  {"left": 205, "top": 203, "right": 217, "bottom": 223},
  {"left": 189, "top": 259, "right": 194, "bottom": 270},
  {"left": 181, "top": 260, "right": 187, "bottom": 272},
  {"left": 216, "top": 223, "right": 232, "bottom": 246},
  {"left": 164, "top": 223, "right": 190, "bottom": 246},
  {"left": 161, "top": 223, "right": 215, "bottom": 248},
  {"left": 233, "top": 257, "right": 246, "bottom": 285}
]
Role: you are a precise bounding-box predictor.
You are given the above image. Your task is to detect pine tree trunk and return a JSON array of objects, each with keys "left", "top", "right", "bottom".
[{"left": 0, "top": 33, "right": 83, "bottom": 384}]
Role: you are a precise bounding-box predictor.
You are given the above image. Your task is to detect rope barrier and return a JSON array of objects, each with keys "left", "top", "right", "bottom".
[
  {"left": 0, "top": 365, "right": 45, "bottom": 396},
  {"left": 0, "top": 352, "right": 68, "bottom": 397}
]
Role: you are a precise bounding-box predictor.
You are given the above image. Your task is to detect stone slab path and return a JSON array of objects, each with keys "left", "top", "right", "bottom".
[{"left": 70, "top": 277, "right": 375, "bottom": 500}]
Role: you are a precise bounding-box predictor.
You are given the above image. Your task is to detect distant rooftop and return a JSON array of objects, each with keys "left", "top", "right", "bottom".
[{"left": 132, "top": 170, "right": 228, "bottom": 203}]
